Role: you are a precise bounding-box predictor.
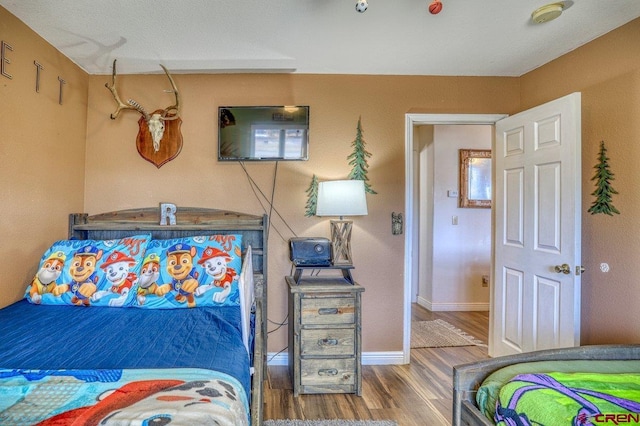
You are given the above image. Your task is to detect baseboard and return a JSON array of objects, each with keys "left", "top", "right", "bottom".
[
  {"left": 267, "top": 351, "right": 406, "bottom": 366},
  {"left": 416, "top": 296, "right": 432, "bottom": 310},
  {"left": 361, "top": 351, "right": 405, "bottom": 365},
  {"left": 267, "top": 352, "right": 288, "bottom": 366},
  {"left": 417, "top": 297, "right": 489, "bottom": 312}
]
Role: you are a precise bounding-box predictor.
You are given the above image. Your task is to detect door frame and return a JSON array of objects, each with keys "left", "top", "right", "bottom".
[{"left": 403, "top": 113, "right": 507, "bottom": 363}]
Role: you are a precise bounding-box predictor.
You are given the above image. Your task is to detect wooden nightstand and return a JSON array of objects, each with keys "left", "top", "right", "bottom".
[{"left": 286, "top": 274, "right": 364, "bottom": 396}]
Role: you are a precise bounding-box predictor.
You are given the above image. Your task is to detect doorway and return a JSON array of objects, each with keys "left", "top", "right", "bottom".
[{"left": 403, "top": 114, "right": 507, "bottom": 363}]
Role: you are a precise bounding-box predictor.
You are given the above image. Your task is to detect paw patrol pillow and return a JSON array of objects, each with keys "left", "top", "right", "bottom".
[
  {"left": 133, "top": 235, "right": 243, "bottom": 309},
  {"left": 25, "top": 235, "right": 151, "bottom": 307}
]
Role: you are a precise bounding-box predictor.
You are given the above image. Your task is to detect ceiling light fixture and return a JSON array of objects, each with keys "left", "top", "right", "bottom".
[{"left": 531, "top": 2, "right": 565, "bottom": 24}]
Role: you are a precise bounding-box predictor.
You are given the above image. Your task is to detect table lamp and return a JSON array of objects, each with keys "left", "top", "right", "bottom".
[{"left": 315, "top": 179, "right": 368, "bottom": 265}]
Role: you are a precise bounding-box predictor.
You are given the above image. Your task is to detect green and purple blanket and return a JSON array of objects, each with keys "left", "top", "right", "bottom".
[{"left": 495, "top": 372, "right": 640, "bottom": 425}]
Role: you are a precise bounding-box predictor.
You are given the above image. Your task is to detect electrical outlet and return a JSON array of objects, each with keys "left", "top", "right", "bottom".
[{"left": 482, "top": 275, "right": 489, "bottom": 287}]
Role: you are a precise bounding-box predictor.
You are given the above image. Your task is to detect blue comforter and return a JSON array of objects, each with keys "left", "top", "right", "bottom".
[{"left": 0, "top": 300, "right": 250, "bottom": 397}]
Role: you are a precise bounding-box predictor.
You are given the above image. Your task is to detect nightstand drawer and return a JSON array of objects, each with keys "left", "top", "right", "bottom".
[
  {"left": 288, "top": 276, "right": 363, "bottom": 396},
  {"left": 300, "top": 297, "right": 355, "bottom": 325},
  {"left": 300, "top": 358, "right": 356, "bottom": 387},
  {"left": 301, "top": 328, "right": 355, "bottom": 356}
]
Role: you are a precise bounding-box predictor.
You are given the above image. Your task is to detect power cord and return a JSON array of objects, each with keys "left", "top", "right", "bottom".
[
  {"left": 268, "top": 346, "right": 288, "bottom": 363},
  {"left": 239, "top": 161, "right": 300, "bottom": 342},
  {"left": 268, "top": 314, "right": 288, "bottom": 334},
  {"left": 239, "top": 161, "right": 298, "bottom": 241}
]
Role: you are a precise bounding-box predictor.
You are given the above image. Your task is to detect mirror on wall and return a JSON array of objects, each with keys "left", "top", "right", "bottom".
[{"left": 459, "top": 149, "right": 491, "bottom": 208}]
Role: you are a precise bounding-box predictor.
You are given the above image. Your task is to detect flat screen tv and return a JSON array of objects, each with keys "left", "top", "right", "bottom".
[{"left": 218, "top": 105, "right": 309, "bottom": 161}]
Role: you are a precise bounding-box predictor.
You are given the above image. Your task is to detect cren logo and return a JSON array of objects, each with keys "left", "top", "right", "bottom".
[{"left": 581, "top": 413, "right": 640, "bottom": 425}]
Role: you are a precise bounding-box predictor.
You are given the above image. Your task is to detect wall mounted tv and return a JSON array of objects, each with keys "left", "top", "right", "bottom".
[{"left": 218, "top": 106, "right": 309, "bottom": 161}]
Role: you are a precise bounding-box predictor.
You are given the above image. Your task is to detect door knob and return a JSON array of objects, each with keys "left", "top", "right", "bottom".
[{"left": 554, "top": 263, "right": 571, "bottom": 274}]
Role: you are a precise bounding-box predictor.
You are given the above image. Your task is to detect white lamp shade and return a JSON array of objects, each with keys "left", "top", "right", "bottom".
[{"left": 316, "top": 180, "right": 368, "bottom": 216}]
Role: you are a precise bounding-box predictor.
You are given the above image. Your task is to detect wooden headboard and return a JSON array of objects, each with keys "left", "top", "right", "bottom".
[
  {"left": 68, "top": 206, "right": 268, "bottom": 425},
  {"left": 69, "top": 207, "right": 267, "bottom": 277}
]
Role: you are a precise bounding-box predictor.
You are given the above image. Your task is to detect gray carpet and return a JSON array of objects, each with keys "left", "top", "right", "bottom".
[{"left": 264, "top": 421, "right": 397, "bottom": 426}]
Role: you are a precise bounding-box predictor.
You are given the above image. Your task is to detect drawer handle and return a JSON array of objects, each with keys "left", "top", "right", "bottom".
[
  {"left": 318, "top": 338, "right": 338, "bottom": 346},
  {"left": 318, "top": 308, "right": 340, "bottom": 315},
  {"left": 318, "top": 368, "right": 338, "bottom": 376}
]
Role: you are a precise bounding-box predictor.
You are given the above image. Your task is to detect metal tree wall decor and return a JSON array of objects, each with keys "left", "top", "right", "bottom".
[
  {"left": 305, "top": 174, "right": 319, "bottom": 217},
  {"left": 304, "top": 117, "right": 378, "bottom": 217},
  {"left": 588, "top": 140, "right": 620, "bottom": 215},
  {"left": 348, "top": 116, "right": 377, "bottom": 194}
]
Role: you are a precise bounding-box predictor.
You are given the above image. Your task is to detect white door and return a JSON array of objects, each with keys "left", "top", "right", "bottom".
[{"left": 491, "top": 93, "right": 582, "bottom": 357}]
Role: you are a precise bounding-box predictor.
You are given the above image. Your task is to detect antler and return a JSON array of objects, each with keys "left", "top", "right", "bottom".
[
  {"left": 160, "top": 64, "right": 180, "bottom": 121},
  {"left": 105, "top": 59, "right": 150, "bottom": 121}
]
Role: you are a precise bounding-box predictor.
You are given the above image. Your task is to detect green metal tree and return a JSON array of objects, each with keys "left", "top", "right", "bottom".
[
  {"left": 305, "top": 174, "right": 319, "bottom": 217},
  {"left": 347, "top": 116, "right": 377, "bottom": 194},
  {"left": 588, "top": 140, "right": 620, "bottom": 215}
]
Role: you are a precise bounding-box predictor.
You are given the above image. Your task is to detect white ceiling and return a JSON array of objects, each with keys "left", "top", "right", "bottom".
[{"left": 2, "top": 0, "right": 640, "bottom": 76}]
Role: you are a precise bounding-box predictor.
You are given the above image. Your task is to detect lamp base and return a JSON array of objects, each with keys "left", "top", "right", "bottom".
[{"left": 330, "top": 219, "right": 354, "bottom": 265}]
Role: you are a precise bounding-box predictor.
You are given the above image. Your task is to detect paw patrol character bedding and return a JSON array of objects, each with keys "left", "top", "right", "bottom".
[
  {"left": 0, "top": 368, "right": 248, "bottom": 426},
  {"left": 24, "top": 235, "right": 151, "bottom": 307},
  {"left": 136, "top": 235, "right": 243, "bottom": 309}
]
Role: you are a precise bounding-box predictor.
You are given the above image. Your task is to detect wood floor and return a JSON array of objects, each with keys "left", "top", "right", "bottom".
[{"left": 264, "top": 304, "right": 490, "bottom": 425}]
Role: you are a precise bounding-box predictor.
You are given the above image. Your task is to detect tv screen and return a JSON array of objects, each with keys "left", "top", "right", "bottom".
[{"left": 218, "top": 106, "right": 309, "bottom": 161}]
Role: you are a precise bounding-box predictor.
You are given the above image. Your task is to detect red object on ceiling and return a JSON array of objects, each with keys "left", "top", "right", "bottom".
[{"left": 429, "top": 0, "right": 443, "bottom": 15}]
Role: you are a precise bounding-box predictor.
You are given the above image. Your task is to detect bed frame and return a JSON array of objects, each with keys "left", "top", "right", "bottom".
[
  {"left": 68, "top": 206, "right": 267, "bottom": 426},
  {"left": 453, "top": 344, "right": 640, "bottom": 425}
]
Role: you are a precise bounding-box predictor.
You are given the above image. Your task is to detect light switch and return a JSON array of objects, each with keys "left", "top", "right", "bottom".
[
  {"left": 447, "top": 190, "right": 458, "bottom": 198},
  {"left": 452, "top": 215, "right": 458, "bottom": 225}
]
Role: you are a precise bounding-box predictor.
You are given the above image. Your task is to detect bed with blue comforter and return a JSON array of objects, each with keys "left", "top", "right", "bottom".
[{"left": 0, "top": 207, "right": 267, "bottom": 425}]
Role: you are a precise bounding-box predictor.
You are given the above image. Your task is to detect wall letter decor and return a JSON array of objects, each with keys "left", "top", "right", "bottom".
[
  {"left": 57, "top": 77, "right": 66, "bottom": 105},
  {"left": 1, "top": 41, "right": 13, "bottom": 79},
  {"left": 160, "top": 203, "right": 177, "bottom": 225},
  {"left": 34, "top": 61, "right": 44, "bottom": 92}
]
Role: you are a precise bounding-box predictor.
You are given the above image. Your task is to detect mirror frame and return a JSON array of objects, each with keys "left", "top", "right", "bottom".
[{"left": 459, "top": 149, "right": 492, "bottom": 208}]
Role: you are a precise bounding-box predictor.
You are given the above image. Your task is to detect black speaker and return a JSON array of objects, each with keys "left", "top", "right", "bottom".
[{"left": 289, "top": 237, "right": 331, "bottom": 266}]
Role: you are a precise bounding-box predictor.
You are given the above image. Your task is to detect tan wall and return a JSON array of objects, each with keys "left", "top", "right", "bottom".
[
  {"left": 7, "top": 2, "right": 636, "bottom": 353},
  {"left": 85, "top": 74, "right": 519, "bottom": 351},
  {"left": 0, "top": 7, "right": 88, "bottom": 307},
  {"left": 521, "top": 18, "right": 640, "bottom": 345}
]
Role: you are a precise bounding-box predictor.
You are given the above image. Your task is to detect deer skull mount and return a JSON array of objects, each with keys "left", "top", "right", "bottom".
[{"left": 105, "top": 59, "right": 183, "bottom": 168}]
